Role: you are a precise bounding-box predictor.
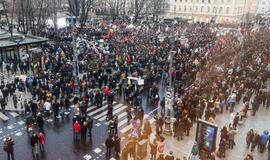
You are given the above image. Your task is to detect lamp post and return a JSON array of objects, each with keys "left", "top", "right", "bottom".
[{"left": 71, "top": 16, "right": 79, "bottom": 94}]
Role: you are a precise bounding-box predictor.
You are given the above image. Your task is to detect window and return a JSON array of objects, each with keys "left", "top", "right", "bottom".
[
  {"left": 197, "top": 0, "right": 199, "bottom": 2},
  {"left": 208, "top": 0, "right": 211, "bottom": 3},
  {"left": 208, "top": 6, "right": 210, "bottom": 12},
  {"left": 219, "top": 7, "right": 223, "bottom": 13},
  {"left": 221, "top": 0, "right": 224, "bottom": 3},
  {"left": 180, "top": 0, "right": 182, "bottom": 2},
  {"left": 174, "top": 5, "right": 176, "bottom": 12},
  {"left": 190, "top": 6, "right": 193, "bottom": 11},
  {"left": 175, "top": 0, "right": 177, "bottom": 2},
  {"left": 213, "top": 7, "right": 217, "bottom": 13},
  {"left": 196, "top": 6, "right": 198, "bottom": 11},
  {"left": 227, "top": 0, "right": 231, "bottom": 3},
  {"left": 226, "top": 7, "right": 230, "bottom": 13},
  {"left": 179, "top": 6, "right": 181, "bottom": 11},
  {"left": 202, "top": 0, "right": 205, "bottom": 2},
  {"left": 184, "top": 6, "right": 187, "bottom": 11},
  {"left": 201, "top": 6, "right": 204, "bottom": 12},
  {"left": 185, "top": 0, "right": 188, "bottom": 2}
]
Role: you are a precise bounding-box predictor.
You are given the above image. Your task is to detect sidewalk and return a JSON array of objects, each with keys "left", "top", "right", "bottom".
[{"left": 141, "top": 81, "right": 270, "bottom": 160}]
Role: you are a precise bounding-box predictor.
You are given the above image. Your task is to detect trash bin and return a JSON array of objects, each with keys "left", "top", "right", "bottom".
[{"left": 136, "top": 139, "right": 147, "bottom": 160}]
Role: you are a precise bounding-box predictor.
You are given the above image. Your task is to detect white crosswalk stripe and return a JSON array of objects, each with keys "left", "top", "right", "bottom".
[
  {"left": 119, "top": 115, "right": 156, "bottom": 134},
  {"left": 85, "top": 101, "right": 156, "bottom": 135},
  {"left": 117, "top": 111, "right": 127, "bottom": 120},
  {"left": 87, "top": 101, "right": 116, "bottom": 117},
  {"left": 0, "top": 112, "right": 9, "bottom": 121},
  {"left": 118, "top": 119, "right": 128, "bottom": 128},
  {"left": 94, "top": 103, "right": 123, "bottom": 120},
  {"left": 86, "top": 101, "right": 107, "bottom": 112},
  {"left": 98, "top": 104, "right": 127, "bottom": 121}
]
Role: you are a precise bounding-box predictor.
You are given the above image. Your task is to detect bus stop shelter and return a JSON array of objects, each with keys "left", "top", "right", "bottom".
[{"left": 0, "top": 30, "right": 48, "bottom": 62}]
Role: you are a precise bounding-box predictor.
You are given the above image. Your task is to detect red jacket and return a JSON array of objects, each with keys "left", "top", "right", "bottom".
[
  {"left": 38, "top": 133, "right": 45, "bottom": 145},
  {"left": 73, "top": 122, "right": 81, "bottom": 133},
  {"left": 68, "top": 82, "right": 74, "bottom": 90},
  {"left": 104, "top": 87, "right": 110, "bottom": 96}
]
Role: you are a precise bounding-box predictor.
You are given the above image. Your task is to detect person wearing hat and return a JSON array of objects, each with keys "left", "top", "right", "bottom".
[
  {"left": 3, "top": 137, "right": 15, "bottom": 160},
  {"left": 157, "top": 154, "right": 165, "bottom": 160},
  {"left": 165, "top": 151, "right": 174, "bottom": 160}
]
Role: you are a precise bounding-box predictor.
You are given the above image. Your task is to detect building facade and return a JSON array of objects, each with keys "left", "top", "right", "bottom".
[
  {"left": 256, "top": 0, "right": 270, "bottom": 15},
  {"left": 162, "top": 0, "right": 258, "bottom": 23}
]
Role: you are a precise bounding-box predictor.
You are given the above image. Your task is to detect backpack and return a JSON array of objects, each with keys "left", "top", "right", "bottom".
[{"left": 3, "top": 141, "right": 8, "bottom": 152}]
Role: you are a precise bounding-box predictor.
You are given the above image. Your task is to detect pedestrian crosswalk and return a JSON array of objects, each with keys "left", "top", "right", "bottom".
[
  {"left": 86, "top": 101, "right": 156, "bottom": 135},
  {"left": 0, "top": 100, "right": 157, "bottom": 136},
  {"left": 0, "top": 112, "right": 9, "bottom": 121},
  {"left": 0, "top": 111, "right": 20, "bottom": 121}
]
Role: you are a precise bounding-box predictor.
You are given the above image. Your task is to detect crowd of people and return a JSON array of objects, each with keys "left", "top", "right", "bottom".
[{"left": 0, "top": 17, "right": 269, "bottom": 160}]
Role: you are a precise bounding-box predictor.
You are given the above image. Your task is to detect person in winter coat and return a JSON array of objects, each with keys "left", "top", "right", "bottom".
[
  {"left": 232, "top": 112, "right": 240, "bottom": 130},
  {"left": 150, "top": 139, "right": 158, "bottom": 160},
  {"left": 52, "top": 100, "right": 60, "bottom": 119},
  {"left": 218, "top": 139, "right": 226, "bottom": 158},
  {"left": 30, "top": 133, "right": 39, "bottom": 158},
  {"left": 227, "top": 128, "right": 237, "bottom": 149},
  {"left": 114, "top": 135, "right": 121, "bottom": 158},
  {"left": 12, "top": 93, "right": 18, "bottom": 108},
  {"left": 105, "top": 136, "right": 114, "bottom": 157},
  {"left": 3, "top": 137, "right": 15, "bottom": 160},
  {"left": 165, "top": 151, "right": 174, "bottom": 160},
  {"left": 190, "top": 142, "right": 199, "bottom": 160},
  {"left": 80, "top": 120, "right": 88, "bottom": 140},
  {"left": 87, "top": 117, "right": 93, "bottom": 137},
  {"left": 157, "top": 154, "right": 165, "bottom": 160},
  {"left": 158, "top": 138, "right": 165, "bottom": 154},
  {"left": 246, "top": 129, "right": 254, "bottom": 149},
  {"left": 143, "top": 119, "right": 152, "bottom": 139},
  {"left": 251, "top": 131, "right": 260, "bottom": 152},
  {"left": 73, "top": 121, "right": 81, "bottom": 141},
  {"left": 103, "top": 86, "right": 110, "bottom": 100},
  {"left": 244, "top": 154, "right": 254, "bottom": 160},
  {"left": 259, "top": 130, "right": 269, "bottom": 153},
  {"left": 160, "top": 97, "right": 165, "bottom": 116},
  {"left": 38, "top": 132, "right": 45, "bottom": 152},
  {"left": 36, "top": 114, "right": 44, "bottom": 133}
]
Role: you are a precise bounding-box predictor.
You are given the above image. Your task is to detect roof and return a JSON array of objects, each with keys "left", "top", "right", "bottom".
[{"left": 0, "top": 31, "right": 49, "bottom": 48}]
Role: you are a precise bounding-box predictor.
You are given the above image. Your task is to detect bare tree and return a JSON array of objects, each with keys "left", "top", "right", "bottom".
[
  {"left": 131, "top": 0, "right": 149, "bottom": 22},
  {"left": 15, "top": 0, "right": 53, "bottom": 35},
  {"left": 149, "top": 0, "right": 168, "bottom": 22},
  {"left": 0, "top": 0, "right": 14, "bottom": 35},
  {"left": 68, "top": 0, "right": 97, "bottom": 28},
  {"left": 128, "top": 0, "right": 168, "bottom": 22},
  {"left": 98, "top": 0, "right": 126, "bottom": 20}
]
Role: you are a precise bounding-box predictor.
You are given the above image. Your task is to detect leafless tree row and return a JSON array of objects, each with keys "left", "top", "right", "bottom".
[{"left": 0, "top": 0, "right": 168, "bottom": 35}]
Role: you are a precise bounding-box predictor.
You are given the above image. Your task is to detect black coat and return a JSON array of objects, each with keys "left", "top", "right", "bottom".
[
  {"left": 105, "top": 137, "right": 114, "bottom": 148},
  {"left": 87, "top": 118, "right": 93, "bottom": 129},
  {"left": 30, "top": 103, "right": 38, "bottom": 113},
  {"left": 114, "top": 137, "right": 121, "bottom": 152},
  {"left": 37, "top": 115, "right": 44, "bottom": 128},
  {"left": 30, "top": 135, "right": 38, "bottom": 147}
]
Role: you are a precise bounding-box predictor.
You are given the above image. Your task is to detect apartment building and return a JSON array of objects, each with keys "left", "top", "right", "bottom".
[{"left": 162, "top": 0, "right": 258, "bottom": 23}]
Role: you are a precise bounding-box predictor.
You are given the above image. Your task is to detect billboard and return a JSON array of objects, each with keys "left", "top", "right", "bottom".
[{"left": 195, "top": 119, "right": 218, "bottom": 152}]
